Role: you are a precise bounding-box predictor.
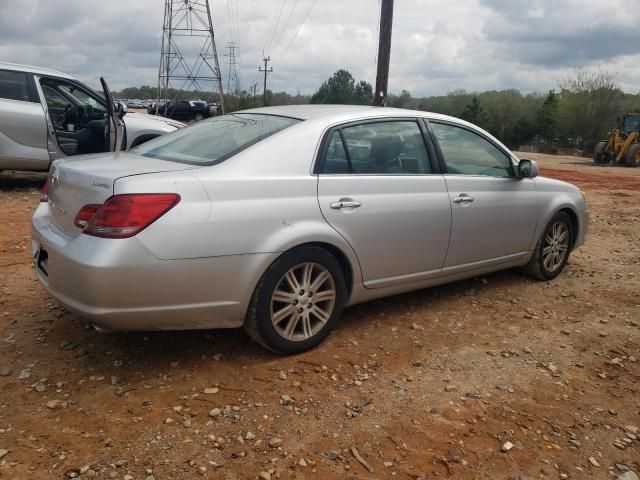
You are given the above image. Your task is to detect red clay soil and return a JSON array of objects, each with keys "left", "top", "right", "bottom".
[{"left": 0, "top": 154, "right": 638, "bottom": 479}]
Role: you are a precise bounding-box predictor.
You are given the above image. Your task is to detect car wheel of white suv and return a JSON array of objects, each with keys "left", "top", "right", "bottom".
[{"left": 245, "top": 246, "right": 347, "bottom": 354}]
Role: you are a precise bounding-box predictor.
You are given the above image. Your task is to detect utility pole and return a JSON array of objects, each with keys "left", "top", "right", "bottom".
[
  {"left": 373, "top": 0, "right": 394, "bottom": 107},
  {"left": 259, "top": 56, "right": 273, "bottom": 106}
]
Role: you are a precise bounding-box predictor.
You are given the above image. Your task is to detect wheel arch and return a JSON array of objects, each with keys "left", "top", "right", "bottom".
[
  {"left": 129, "top": 133, "right": 159, "bottom": 149},
  {"left": 299, "top": 241, "right": 354, "bottom": 298},
  {"left": 558, "top": 207, "right": 579, "bottom": 249}
]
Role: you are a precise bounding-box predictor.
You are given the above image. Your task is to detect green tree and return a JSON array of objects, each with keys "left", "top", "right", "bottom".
[
  {"left": 537, "top": 90, "right": 559, "bottom": 143},
  {"left": 310, "top": 69, "right": 372, "bottom": 105},
  {"left": 557, "top": 68, "right": 622, "bottom": 150},
  {"left": 354, "top": 80, "right": 373, "bottom": 105},
  {"left": 460, "top": 97, "right": 487, "bottom": 126},
  {"left": 388, "top": 89, "right": 412, "bottom": 108}
]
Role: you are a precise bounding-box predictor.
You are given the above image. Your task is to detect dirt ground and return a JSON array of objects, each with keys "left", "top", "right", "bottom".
[{"left": 0, "top": 153, "right": 638, "bottom": 480}]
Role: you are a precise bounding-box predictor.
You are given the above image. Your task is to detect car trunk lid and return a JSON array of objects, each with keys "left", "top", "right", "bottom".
[{"left": 47, "top": 152, "right": 199, "bottom": 238}]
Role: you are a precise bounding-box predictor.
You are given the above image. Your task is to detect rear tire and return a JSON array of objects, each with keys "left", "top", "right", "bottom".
[
  {"left": 523, "top": 211, "right": 573, "bottom": 281},
  {"left": 623, "top": 143, "right": 640, "bottom": 167},
  {"left": 244, "top": 246, "right": 347, "bottom": 354},
  {"left": 593, "top": 141, "right": 609, "bottom": 164}
]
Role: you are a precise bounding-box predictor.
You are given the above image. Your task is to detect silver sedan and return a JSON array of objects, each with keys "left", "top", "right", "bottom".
[{"left": 31, "top": 105, "right": 588, "bottom": 354}]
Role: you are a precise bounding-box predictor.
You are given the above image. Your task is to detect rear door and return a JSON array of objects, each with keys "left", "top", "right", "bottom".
[
  {"left": 0, "top": 69, "right": 49, "bottom": 170},
  {"left": 317, "top": 119, "right": 451, "bottom": 289},
  {"left": 427, "top": 119, "right": 538, "bottom": 269}
]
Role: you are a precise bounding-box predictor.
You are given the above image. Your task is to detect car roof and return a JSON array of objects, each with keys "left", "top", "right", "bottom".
[
  {"left": 237, "top": 104, "right": 465, "bottom": 124},
  {"left": 0, "top": 62, "right": 74, "bottom": 80}
]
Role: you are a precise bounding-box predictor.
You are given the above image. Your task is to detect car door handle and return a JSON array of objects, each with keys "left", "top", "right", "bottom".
[
  {"left": 330, "top": 199, "right": 362, "bottom": 209},
  {"left": 453, "top": 194, "right": 474, "bottom": 203}
]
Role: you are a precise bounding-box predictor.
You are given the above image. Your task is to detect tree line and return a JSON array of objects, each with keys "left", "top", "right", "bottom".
[{"left": 115, "top": 67, "right": 640, "bottom": 153}]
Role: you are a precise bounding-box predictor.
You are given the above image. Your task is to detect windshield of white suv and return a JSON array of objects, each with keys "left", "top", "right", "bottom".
[{"left": 133, "top": 113, "right": 301, "bottom": 165}]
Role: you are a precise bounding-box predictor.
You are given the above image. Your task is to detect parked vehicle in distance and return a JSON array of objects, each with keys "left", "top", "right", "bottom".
[
  {"left": 32, "top": 105, "right": 588, "bottom": 354},
  {"left": 152, "top": 99, "right": 214, "bottom": 121},
  {"left": 0, "top": 63, "right": 185, "bottom": 172}
]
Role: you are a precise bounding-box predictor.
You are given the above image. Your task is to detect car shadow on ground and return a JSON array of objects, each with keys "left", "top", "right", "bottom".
[
  {"left": 0, "top": 171, "right": 47, "bottom": 191},
  {"left": 53, "top": 268, "right": 533, "bottom": 374}
]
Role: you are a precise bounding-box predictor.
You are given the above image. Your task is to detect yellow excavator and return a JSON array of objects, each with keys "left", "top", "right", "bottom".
[{"left": 593, "top": 113, "right": 640, "bottom": 166}]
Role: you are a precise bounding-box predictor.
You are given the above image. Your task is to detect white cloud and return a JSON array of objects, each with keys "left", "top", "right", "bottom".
[{"left": 0, "top": 0, "right": 638, "bottom": 96}]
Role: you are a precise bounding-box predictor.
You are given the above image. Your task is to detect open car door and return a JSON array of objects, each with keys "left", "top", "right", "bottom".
[{"left": 100, "top": 77, "right": 125, "bottom": 152}]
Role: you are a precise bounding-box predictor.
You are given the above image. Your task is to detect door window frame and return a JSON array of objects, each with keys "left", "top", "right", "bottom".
[
  {"left": 423, "top": 118, "right": 518, "bottom": 178},
  {"left": 0, "top": 69, "right": 40, "bottom": 103},
  {"left": 313, "top": 117, "right": 442, "bottom": 175},
  {"left": 38, "top": 75, "right": 108, "bottom": 112}
]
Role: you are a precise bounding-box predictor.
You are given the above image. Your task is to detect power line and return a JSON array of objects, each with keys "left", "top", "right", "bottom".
[
  {"left": 265, "top": 0, "right": 287, "bottom": 55},
  {"left": 271, "top": 0, "right": 300, "bottom": 57},
  {"left": 280, "top": 0, "right": 319, "bottom": 58},
  {"left": 234, "top": 0, "right": 240, "bottom": 47},
  {"left": 226, "top": 0, "right": 236, "bottom": 44}
]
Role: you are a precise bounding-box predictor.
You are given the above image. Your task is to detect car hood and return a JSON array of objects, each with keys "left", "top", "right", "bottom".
[
  {"left": 125, "top": 112, "right": 185, "bottom": 129},
  {"left": 535, "top": 175, "right": 581, "bottom": 193}
]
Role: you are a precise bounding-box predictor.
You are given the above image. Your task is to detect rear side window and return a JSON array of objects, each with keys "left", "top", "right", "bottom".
[
  {"left": 0, "top": 70, "right": 33, "bottom": 102},
  {"left": 323, "top": 131, "right": 350, "bottom": 173},
  {"left": 133, "top": 113, "right": 301, "bottom": 165},
  {"left": 431, "top": 122, "right": 514, "bottom": 177},
  {"left": 320, "top": 121, "right": 431, "bottom": 174}
]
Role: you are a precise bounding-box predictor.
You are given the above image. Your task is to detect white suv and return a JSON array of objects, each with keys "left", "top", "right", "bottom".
[{"left": 0, "top": 62, "right": 184, "bottom": 172}]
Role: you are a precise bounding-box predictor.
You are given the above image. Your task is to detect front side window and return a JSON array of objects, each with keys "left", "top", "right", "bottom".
[
  {"left": 41, "top": 85, "right": 70, "bottom": 110},
  {"left": 321, "top": 120, "right": 431, "bottom": 174},
  {"left": 58, "top": 83, "right": 106, "bottom": 115},
  {"left": 0, "top": 70, "right": 32, "bottom": 102},
  {"left": 133, "top": 113, "right": 301, "bottom": 165},
  {"left": 431, "top": 122, "right": 514, "bottom": 177}
]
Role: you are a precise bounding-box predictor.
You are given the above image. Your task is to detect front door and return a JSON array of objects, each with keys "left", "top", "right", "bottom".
[
  {"left": 317, "top": 119, "right": 451, "bottom": 288},
  {"left": 428, "top": 120, "right": 539, "bottom": 269},
  {"left": 100, "top": 77, "right": 124, "bottom": 152}
]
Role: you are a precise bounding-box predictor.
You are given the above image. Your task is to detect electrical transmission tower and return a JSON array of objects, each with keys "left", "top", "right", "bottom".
[
  {"left": 157, "top": 0, "right": 225, "bottom": 114},
  {"left": 224, "top": 42, "right": 241, "bottom": 96}
]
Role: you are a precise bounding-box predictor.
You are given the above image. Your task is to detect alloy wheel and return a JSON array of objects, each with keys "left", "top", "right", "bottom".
[
  {"left": 270, "top": 262, "right": 336, "bottom": 341},
  {"left": 542, "top": 221, "right": 569, "bottom": 272}
]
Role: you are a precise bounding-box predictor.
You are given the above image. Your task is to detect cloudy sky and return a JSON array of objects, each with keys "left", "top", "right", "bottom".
[{"left": 1, "top": 0, "right": 639, "bottom": 96}]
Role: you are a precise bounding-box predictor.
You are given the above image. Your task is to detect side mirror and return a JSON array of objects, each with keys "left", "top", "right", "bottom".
[
  {"left": 114, "top": 101, "right": 127, "bottom": 118},
  {"left": 517, "top": 159, "right": 539, "bottom": 178}
]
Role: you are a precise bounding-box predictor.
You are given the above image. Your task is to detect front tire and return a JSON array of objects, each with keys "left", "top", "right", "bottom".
[
  {"left": 193, "top": 112, "right": 204, "bottom": 121},
  {"left": 593, "top": 140, "right": 609, "bottom": 165},
  {"left": 523, "top": 211, "right": 573, "bottom": 281},
  {"left": 623, "top": 143, "right": 640, "bottom": 167},
  {"left": 245, "top": 247, "right": 347, "bottom": 354}
]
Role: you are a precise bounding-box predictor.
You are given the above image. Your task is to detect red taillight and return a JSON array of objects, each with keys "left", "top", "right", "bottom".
[
  {"left": 78, "top": 193, "right": 180, "bottom": 239},
  {"left": 40, "top": 178, "right": 50, "bottom": 202},
  {"left": 74, "top": 204, "right": 101, "bottom": 229}
]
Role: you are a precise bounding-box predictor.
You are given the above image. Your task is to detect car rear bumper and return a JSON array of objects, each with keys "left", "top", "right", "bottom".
[{"left": 31, "top": 205, "right": 276, "bottom": 331}]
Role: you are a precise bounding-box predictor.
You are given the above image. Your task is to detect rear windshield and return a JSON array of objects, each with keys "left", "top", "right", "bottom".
[{"left": 133, "top": 113, "right": 301, "bottom": 165}]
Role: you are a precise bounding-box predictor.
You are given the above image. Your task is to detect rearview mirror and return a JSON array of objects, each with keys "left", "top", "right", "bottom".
[
  {"left": 517, "top": 159, "right": 539, "bottom": 178},
  {"left": 114, "top": 101, "right": 127, "bottom": 118}
]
